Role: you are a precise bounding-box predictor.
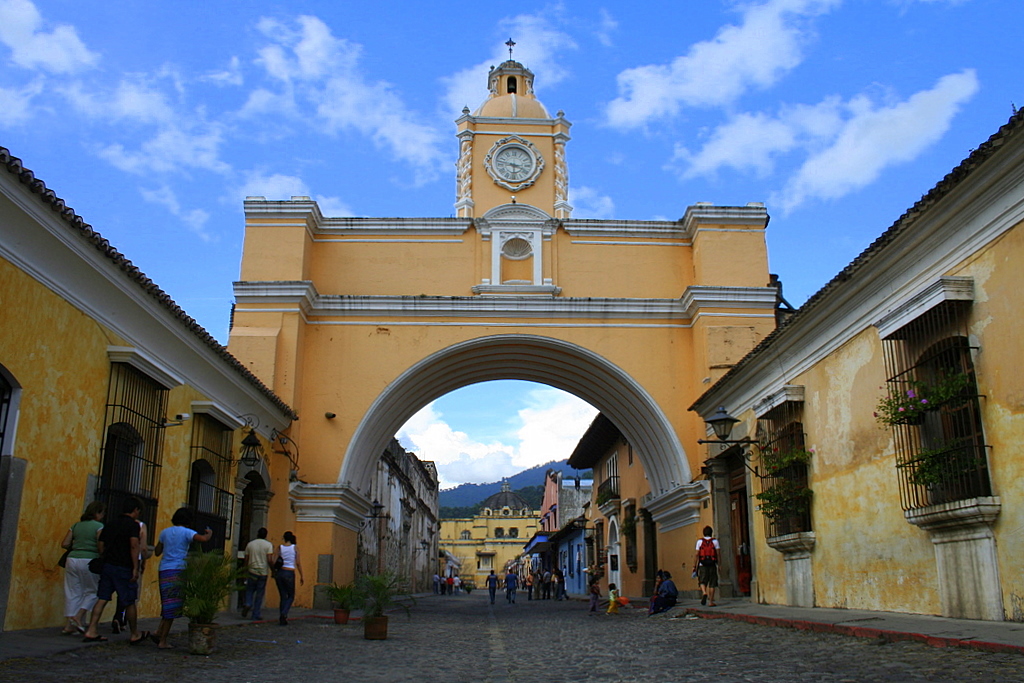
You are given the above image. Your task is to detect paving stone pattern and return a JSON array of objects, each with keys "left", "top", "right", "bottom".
[{"left": 0, "top": 595, "right": 1019, "bottom": 682}]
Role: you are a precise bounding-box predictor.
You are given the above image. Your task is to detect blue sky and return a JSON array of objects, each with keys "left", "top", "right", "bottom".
[{"left": 1, "top": 0, "right": 1017, "bottom": 487}]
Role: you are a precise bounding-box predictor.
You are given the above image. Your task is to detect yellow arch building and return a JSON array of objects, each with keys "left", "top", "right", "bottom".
[{"left": 229, "top": 58, "right": 775, "bottom": 606}]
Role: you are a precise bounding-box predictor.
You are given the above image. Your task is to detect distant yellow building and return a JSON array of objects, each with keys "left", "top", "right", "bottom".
[{"left": 440, "top": 483, "right": 539, "bottom": 587}]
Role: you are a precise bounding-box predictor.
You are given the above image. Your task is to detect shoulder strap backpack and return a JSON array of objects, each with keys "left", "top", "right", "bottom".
[{"left": 698, "top": 538, "right": 718, "bottom": 566}]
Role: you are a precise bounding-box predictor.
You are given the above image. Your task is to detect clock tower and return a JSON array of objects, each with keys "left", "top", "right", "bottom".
[{"left": 454, "top": 58, "right": 572, "bottom": 219}]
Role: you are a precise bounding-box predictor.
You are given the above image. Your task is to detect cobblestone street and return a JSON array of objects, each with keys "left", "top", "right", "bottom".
[{"left": 1, "top": 595, "right": 1019, "bottom": 683}]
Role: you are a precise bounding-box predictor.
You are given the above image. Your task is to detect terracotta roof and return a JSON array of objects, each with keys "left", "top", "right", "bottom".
[
  {"left": 0, "top": 146, "right": 297, "bottom": 421},
  {"left": 690, "top": 108, "right": 1024, "bottom": 412}
]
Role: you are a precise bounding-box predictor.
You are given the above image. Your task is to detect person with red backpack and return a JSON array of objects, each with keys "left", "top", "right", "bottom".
[{"left": 694, "top": 526, "right": 720, "bottom": 607}]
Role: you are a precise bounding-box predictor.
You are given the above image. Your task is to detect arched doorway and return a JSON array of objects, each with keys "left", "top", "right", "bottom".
[
  {"left": 606, "top": 517, "right": 621, "bottom": 591},
  {"left": 333, "top": 334, "right": 704, "bottom": 532}
]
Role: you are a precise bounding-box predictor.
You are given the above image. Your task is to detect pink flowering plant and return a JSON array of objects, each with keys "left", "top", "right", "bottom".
[{"left": 874, "top": 373, "right": 971, "bottom": 426}]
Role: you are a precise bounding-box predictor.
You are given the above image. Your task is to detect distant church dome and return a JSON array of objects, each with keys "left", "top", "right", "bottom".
[
  {"left": 480, "top": 480, "right": 530, "bottom": 514},
  {"left": 473, "top": 60, "right": 550, "bottom": 119}
]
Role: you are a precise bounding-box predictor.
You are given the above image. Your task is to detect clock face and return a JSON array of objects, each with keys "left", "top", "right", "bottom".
[{"left": 494, "top": 147, "right": 534, "bottom": 182}]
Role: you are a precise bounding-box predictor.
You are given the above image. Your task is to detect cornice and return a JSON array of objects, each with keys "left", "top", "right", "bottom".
[
  {"left": 190, "top": 401, "right": 247, "bottom": 430},
  {"left": 680, "top": 286, "right": 778, "bottom": 318},
  {"left": 107, "top": 346, "right": 183, "bottom": 390},
  {"left": 754, "top": 385, "right": 805, "bottom": 418},
  {"left": 642, "top": 483, "right": 706, "bottom": 532},
  {"left": 681, "top": 203, "right": 769, "bottom": 233},
  {"left": 289, "top": 481, "right": 370, "bottom": 531},
  {"left": 874, "top": 276, "right": 974, "bottom": 339}
]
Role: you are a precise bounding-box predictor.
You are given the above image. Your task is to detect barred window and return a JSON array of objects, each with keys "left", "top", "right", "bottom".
[
  {"left": 460, "top": 530, "right": 471, "bottom": 540},
  {"left": 189, "top": 413, "right": 235, "bottom": 548},
  {"left": 882, "top": 300, "right": 989, "bottom": 510},
  {"left": 97, "top": 363, "right": 167, "bottom": 532},
  {"left": 494, "top": 527, "right": 505, "bottom": 538},
  {"left": 756, "top": 401, "right": 812, "bottom": 539}
]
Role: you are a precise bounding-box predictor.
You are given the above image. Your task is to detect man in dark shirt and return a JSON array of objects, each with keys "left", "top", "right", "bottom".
[{"left": 82, "top": 497, "right": 147, "bottom": 644}]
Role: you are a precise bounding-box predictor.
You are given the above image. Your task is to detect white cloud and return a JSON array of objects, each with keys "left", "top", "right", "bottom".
[
  {"left": 0, "top": 79, "right": 43, "bottom": 125},
  {"left": 776, "top": 69, "right": 979, "bottom": 210},
  {"left": 398, "top": 389, "right": 596, "bottom": 488},
  {"left": 61, "top": 79, "right": 176, "bottom": 125},
  {"left": 250, "top": 15, "right": 446, "bottom": 185},
  {"left": 674, "top": 99, "right": 843, "bottom": 178},
  {"left": 605, "top": 0, "right": 840, "bottom": 129},
  {"left": 0, "top": 0, "right": 98, "bottom": 73},
  {"left": 238, "top": 170, "right": 313, "bottom": 199},
  {"left": 569, "top": 186, "right": 615, "bottom": 219},
  {"left": 440, "top": 11, "right": 577, "bottom": 116},
  {"left": 594, "top": 9, "right": 618, "bottom": 48},
  {"left": 671, "top": 70, "right": 978, "bottom": 211},
  {"left": 139, "top": 185, "right": 212, "bottom": 240},
  {"left": 98, "top": 123, "right": 230, "bottom": 175},
  {"left": 512, "top": 388, "right": 598, "bottom": 470},
  {"left": 202, "top": 56, "right": 244, "bottom": 87},
  {"left": 236, "top": 170, "right": 353, "bottom": 216}
]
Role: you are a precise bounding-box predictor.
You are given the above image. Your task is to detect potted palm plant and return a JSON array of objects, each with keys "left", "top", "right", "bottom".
[
  {"left": 356, "top": 572, "right": 413, "bottom": 640},
  {"left": 324, "top": 582, "right": 360, "bottom": 624},
  {"left": 179, "top": 550, "right": 244, "bottom": 654}
]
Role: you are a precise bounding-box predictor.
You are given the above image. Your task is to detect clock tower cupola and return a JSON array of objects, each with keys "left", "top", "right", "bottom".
[{"left": 454, "top": 48, "right": 572, "bottom": 219}]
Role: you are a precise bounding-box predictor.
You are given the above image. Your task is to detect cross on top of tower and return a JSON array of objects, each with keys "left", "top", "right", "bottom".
[{"left": 505, "top": 38, "right": 516, "bottom": 60}]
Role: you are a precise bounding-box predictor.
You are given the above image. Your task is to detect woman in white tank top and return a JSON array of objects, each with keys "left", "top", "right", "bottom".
[{"left": 274, "top": 531, "right": 303, "bottom": 625}]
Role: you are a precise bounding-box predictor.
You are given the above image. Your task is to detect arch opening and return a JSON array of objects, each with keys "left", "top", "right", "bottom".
[{"left": 340, "top": 335, "right": 692, "bottom": 518}]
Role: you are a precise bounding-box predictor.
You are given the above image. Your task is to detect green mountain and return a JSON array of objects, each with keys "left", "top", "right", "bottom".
[{"left": 438, "top": 460, "right": 590, "bottom": 518}]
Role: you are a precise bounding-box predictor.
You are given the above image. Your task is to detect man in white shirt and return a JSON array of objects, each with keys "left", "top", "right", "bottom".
[{"left": 242, "top": 527, "right": 275, "bottom": 620}]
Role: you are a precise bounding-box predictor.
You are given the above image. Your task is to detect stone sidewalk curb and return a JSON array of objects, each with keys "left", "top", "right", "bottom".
[{"left": 685, "top": 607, "right": 1024, "bottom": 656}]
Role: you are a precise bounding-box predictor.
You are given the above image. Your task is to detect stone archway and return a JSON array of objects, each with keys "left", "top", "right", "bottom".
[{"left": 329, "top": 334, "right": 705, "bottom": 531}]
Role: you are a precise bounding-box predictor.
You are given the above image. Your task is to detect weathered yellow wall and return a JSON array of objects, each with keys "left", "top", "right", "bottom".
[
  {"left": 953, "top": 220, "right": 1024, "bottom": 619},
  {"left": 1, "top": 256, "right": 117, "bottom": 630},
  {"left": 745, "top": 217, "right": 1024, "bottom": 617},
  {"left": 0, "top": 247, "right": 288, "bottom": 629}
]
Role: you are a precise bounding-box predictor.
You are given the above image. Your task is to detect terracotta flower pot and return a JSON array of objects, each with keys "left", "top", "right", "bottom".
[
  {"left": 333, "top": 608, "right": 350, "bottom": 625},
  {"left": 188, "top": 622, "right": 218, "bottom": 655},
  {"left": 363, "top": 615, "right": 388, "bottom": 640}
]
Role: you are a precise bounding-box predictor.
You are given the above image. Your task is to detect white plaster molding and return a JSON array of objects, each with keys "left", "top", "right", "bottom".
[
  {"left": 754, "top": 385, "right": 805, "bottom": 418},
  {"left": 107, "top": 346, "right": 183, "bottom": 390},
  {"left": 874, "top": 277, "right": 974, "bottom": 339},
  {"left": 289, "top": 481, "right": 371, "bottom": 531},
  {"left": 765, "top": 530, "right": 816, "bottom": 557},
  {"left": 904, "top": 497, "right": 1004, "bottom": 621},
  {"left": 680, "top": 286, "right": 778, "bottom": 318},
  {"left": 189, "top": 401, "right": 246, "bottom": 430},
  {"left": 681, "top": 204, "right": 769, "bottom": 234},
  {"left": 904, "top": 496, "right": 1001, "bottom": 534},
  {"left": 233, "top": 281, "right": 318, "bottom": 314},
  {"left": 643, "top": 483, "right": 705, "bottom": 532}
]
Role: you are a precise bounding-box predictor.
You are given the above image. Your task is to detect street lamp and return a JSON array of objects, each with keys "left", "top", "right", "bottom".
[
  {"left": 698, "top": 406, "right": 758, "bottom": 445},
  {"left": 236, "top": 428, "right": 264, "bottom": 468},
  {"left": 697, "top": 406, "right": 758, "bottom": 475}
]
